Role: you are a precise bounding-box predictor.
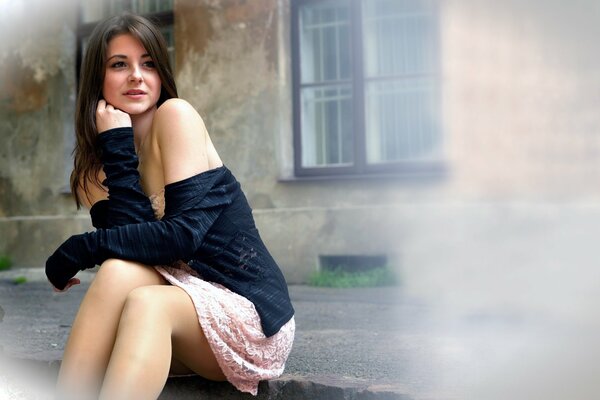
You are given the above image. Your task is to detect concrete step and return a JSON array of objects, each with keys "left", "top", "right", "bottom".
[
  {"left": 0, "top": 356, "right": 409, "bottom": 400},
  {"left": 161, "top": 374, "right": 409, "bottom": 400}
]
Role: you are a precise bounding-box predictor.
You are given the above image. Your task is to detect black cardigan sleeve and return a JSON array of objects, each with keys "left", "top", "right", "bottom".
[
  {"left": 89, "top": 127, "right": 156, "bottom": 228},
  {"left": 46, "top": 166, "right": 236, "bottom": 290}
]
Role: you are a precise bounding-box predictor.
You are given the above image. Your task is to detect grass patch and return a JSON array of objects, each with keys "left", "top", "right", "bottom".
[
  {"left": 0, "top": 255, "right": 12, "bottom": 271},
  {"left": 12, "top": 276, "right": 27, "bottom": 285},
  {"left": 309, "top": 267, "right": 398, "bottom": 288}
]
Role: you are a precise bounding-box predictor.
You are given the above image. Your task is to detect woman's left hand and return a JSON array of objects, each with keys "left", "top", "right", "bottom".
[
  {"left": 45, "top": 235, "right": 95, "bottom": 290},
  {"left": 52, "top": 278, "right": 81, "bottom": 293}
]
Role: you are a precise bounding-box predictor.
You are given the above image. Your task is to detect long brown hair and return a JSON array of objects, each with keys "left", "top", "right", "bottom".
[{"left": 71, "top": 13, "right": 178, "bottom": 208}]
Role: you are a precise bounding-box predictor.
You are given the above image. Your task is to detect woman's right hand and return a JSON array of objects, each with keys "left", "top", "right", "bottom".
[{"left": 96, "top": 99, "right": 132, "bottom": 134}]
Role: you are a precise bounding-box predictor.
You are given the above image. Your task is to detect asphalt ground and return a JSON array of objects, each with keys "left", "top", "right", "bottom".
[
  {"left": 0, "top": 268, "right": 427, "bottom": 399},
  {"left": 2, "top": 267, "right": 599, "bottom": 399}
]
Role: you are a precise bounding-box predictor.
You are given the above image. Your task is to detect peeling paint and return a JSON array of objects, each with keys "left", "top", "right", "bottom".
[
  {"left": 0, "top": 61, "right": 48, "bottom": 113},
  {"left": 177, "top": 24, "right": 275, "bottom": 136},
  {"left": 0, "top": 1, "right": 77, "bottom": 221}
]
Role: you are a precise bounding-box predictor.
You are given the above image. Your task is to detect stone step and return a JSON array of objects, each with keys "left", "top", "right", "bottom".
[
  {"left": 0, "top": 356, "right": 409, "bottom": 400},
  {"left": 161, "top": 375, "right": 409, "bottom": 400}
]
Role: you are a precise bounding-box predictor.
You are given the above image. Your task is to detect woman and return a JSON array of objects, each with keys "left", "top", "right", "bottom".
[{"left": 45, "top": 13, "right": 295, "bottom": 400}]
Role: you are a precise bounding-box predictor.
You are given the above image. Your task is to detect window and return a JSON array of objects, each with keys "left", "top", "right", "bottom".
[{"left": 292, "top": 0, "right": 441, "bottom": 177}]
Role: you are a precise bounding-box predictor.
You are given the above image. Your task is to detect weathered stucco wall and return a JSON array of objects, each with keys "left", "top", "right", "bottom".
[
  {"left": 2, "top": 0, "right": 600, "bottom": 289},
  {"left": 0, "top": 0, "right": 85, "bottom": 261},
  {"left": 443, "top": 0, "right": 600, "bottom": 201},
  {"left": 175, "top": 0, "right": 289, "bottom": 209},
  {"left": 0, "top": 1, "right": 77, "bottom": 215},
  {"left": 402, "top": 0, "right": 600, "bottom": 310}
]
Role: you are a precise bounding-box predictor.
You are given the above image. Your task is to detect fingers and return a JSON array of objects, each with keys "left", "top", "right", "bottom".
[
  {"left": 52, "top": 278, "right": 81, "bottom": 293},
  {"left": 96, "top": 99, "right": 116, "bottom": 112},
  {"left": 53, "top": 284, "right": 67, "bottom": 293},
  {"left": 97, "top": 99, "right": 113, "bottom": 113},
  {"left": 96, "top": 99, "right": 132, "bottom": 133},
  {"left": 70, "top": 278, "right": 81, "bottom": 287}
]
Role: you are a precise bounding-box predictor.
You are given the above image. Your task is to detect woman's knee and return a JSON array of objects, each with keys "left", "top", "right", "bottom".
[
  {"left": 92, "top": 259, "right": 164, "bottom": 290},
  {"left": 118, "top": 286, "right": 174, "bottom": 334},
  {"left": 95, "top": 259, "right": 127, "bottom": 283},
  {"left": 120, "top": 286, "right": 186, "bottom": 328},
  {"left": 122, "top": 286, "right": 167, "bottom": 316}
]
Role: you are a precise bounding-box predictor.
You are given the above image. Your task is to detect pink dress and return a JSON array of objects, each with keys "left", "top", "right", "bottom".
[{"left": 149, "top": 189, "right": 295, "bottom": 395}]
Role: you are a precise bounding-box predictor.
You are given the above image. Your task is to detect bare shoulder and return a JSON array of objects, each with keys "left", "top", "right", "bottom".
[
  {"left": 156, "top": 97, "right": 195, "bottom": 115},
  {"left": 151, "top": 99, "right": 208, "bottom": 149},
  {"left": 154, "top": 98, "right": 206, "bottom": 129},
  {"left": 151, "top": 98, "right": 215, "bottom": 183}
]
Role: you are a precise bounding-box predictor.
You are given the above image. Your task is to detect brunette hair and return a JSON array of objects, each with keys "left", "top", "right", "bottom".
[{"left": 70, "top": 13, "right": 178, "bottom": 208}]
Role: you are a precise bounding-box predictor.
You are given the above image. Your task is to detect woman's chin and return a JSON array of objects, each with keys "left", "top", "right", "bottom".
[{"left": 122, "top": 105, "right": 155, "bottom": 116}]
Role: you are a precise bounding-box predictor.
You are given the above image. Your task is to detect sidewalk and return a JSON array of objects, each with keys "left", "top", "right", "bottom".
[
  {"left": 1, "top": 266, "right": 583, "bottom": 400},
  {"left": 0, "top": 268, "right": 426, "bottom": 399}
]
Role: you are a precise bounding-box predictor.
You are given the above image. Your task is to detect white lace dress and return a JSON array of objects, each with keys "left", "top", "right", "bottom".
[{"left": 149, "top": 189, "right": 295, "bottom": 395}]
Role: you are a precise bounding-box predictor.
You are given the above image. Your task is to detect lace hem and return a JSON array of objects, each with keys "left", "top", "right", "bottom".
[{"left": 156, "top": 264, "right": 294, "bottom": 395}]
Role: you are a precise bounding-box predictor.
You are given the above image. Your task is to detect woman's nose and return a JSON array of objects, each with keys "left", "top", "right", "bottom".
[{"left": 129, "top": 65, "right": 143, "bottom": 82}]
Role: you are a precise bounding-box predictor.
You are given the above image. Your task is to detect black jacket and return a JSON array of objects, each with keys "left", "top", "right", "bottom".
[{"left": 46, "top": 128, "right": 294, "bottom": 337}]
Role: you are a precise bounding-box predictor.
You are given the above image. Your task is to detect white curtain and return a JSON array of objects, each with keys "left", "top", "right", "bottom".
[
  {"left": 363, "top": 0, "right": 439, "bottom": 163},
  {"left": 300, "top": 2, "right": 353, "bottom": 167}
]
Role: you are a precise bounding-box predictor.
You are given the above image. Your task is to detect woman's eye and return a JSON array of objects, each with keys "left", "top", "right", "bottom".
[
  {"left": 143, "top": 61, "right": 156, "bottom": 68},
  {"left": 110, "top": 61, "right": 126, "bottom": 68}
]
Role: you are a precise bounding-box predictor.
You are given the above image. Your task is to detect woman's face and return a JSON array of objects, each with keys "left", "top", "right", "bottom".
[{"left": 102, "top": 33, "right": 161, "bottom": 117}]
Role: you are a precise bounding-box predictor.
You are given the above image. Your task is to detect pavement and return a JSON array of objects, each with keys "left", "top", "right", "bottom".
[{"left": 3, "top": 267, "right": 600, "bottom": 399}]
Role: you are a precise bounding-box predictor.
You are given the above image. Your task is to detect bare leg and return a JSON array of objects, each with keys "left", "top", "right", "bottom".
[
  {"left": 99, "top": 285, "right": 226, "bottom": 400},
  {"left": 56, "top": 259, "right": 166, "bottom": 400}
]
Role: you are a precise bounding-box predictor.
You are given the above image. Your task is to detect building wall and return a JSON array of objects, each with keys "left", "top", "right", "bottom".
[
  {"left": 443, "top": 0, "right": 600, "bottom": 202},
  {"left": 1, "top": 1, "right": 600, "bottom": 299},
  {"left": 408, "top": 0, "right": 600, "bottom": 313},
  {"left": 0, "top": 0, "right": 83, "bottom": 265}
]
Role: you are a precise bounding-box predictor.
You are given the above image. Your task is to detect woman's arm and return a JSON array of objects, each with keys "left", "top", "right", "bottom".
[
  {"left": 86, "top": 99, "right": 157, "bottom": 228},
  {"left": 46, "top": 99, "right": 227, "bottom": 289},
  {"left": 92, "top": 127, "right": 156, "bottom": 227},
  {"left": 91, "top": 97, "right": 219, "bottom": 227},
  {"left": 46, "top": 165, "right": 235, "bottom": 289},
  {"left": 82, "top": 129, "right": 156, "bottom": 229}
]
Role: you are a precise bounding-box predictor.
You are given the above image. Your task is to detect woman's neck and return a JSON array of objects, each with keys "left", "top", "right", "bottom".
[{"left": 131, "top": 106, "right": 157, "bottom": 152}]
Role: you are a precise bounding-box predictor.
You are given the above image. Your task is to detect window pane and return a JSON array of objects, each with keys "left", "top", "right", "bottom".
[
  {"left": 133, "top": 0, "right": 173, "bottom": 13},
  {"left": 80, "top": 0, "right": 108, "bottom": 23},
  {"left": 107, "top": 0, "right": 129, "bottom": 15},
  {"left": 81, "top": 0, "right": 129, "bottom": 22},
  {"left": 160, "top": 25, "right": 176, "bottom": 69},
  {"left": 363, "top": 0, "right": 436, "bottom": 77},
  {"left": 81, "top": 0, "right": 174, "bottom": 22},
  {"left": 301, "top": 85, "right": 353, "bottom": 167},
  {"left": 366, "top": 78, "right": 440, "bottom": 163},
  {"left": 300, "top": 1, "right": 352, "bottom": 84}
]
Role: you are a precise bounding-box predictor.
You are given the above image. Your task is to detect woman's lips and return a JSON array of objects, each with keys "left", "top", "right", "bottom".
[{"left": 124, "top": 90, "right": 146, "bottom": 99}]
